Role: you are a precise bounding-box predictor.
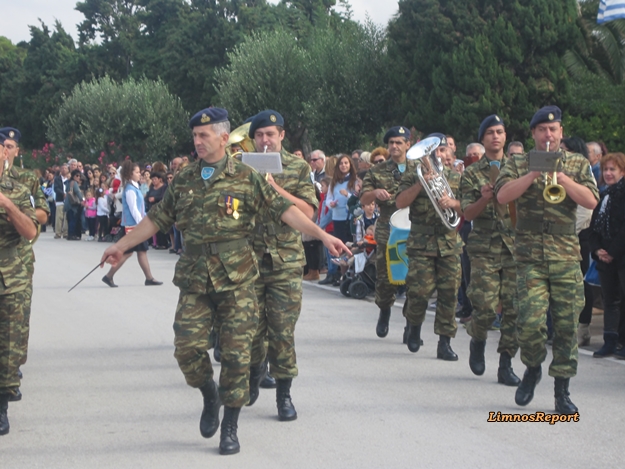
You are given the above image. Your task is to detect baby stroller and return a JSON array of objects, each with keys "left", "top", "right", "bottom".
[{"left": 339, "top": 241, "right": 377, "bottom": 300}]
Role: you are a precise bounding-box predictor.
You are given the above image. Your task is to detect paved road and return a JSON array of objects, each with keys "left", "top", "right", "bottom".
[{"left": 2, "top": 232, "right": 622, "bottom": 468}]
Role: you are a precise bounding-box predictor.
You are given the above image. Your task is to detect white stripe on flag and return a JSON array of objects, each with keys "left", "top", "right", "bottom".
[{"left": 598, "top": 0, "right": 625, "bottom": 24}]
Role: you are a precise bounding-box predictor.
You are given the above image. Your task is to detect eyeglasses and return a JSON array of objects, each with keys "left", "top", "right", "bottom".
[
  {"left": 373, "top": 159, "right": 385, "bottom": 164},
  {"left": 310, "top": 158, "right": 321, "bottom": 162}
]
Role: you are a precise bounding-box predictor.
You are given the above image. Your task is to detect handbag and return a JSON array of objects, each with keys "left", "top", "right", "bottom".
[
  {"left": 67, "top": 182, "right": 81, "bottom": 206},
  {"left": 584, "top": 259, "right": 601, "bottom": 287}
]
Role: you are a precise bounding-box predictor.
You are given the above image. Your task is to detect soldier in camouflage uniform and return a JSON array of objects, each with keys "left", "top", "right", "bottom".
[
  {"left": 396, "top": 134, "right": 463, "bottom": 361},
  {"left": 101, "top": 108, "right": 347, "bottom": 455},
  {"left": 245, "top": 111, "right": 318, "bottom": 422},
  {"left": 0, "top": 128, "right": 49, "bottom": 403},
  {"left": 460, "top": 116, "right": 520, "bottom": 386},
  {"left": 360, "top": 126, "right": 414, "bottom": 340},
  {"left": 494, "top": 106, "right": 599, "bottom": 414},
  {"left": 0, "top": 134, "right": 40, "bottom": 436}
]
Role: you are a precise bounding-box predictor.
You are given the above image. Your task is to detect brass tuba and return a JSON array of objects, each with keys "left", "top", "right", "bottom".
[
  {"left": 226, "top": 122, "right": 256, "bottom": 157},
  {"left": 542, "top": 142, "right": 566, "bottom": 204},
  {"left": 406, "top": 137, "right": 461, "bottom": 230}
]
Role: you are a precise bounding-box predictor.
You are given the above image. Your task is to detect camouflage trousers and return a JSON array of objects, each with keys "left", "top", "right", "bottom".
[
  {"left": 18, "top": 281, "right": 33, "bottom": 366},
  {"left": 404, "top": 251, "right": 460, "bottom": 338},
  {"left": 173, "top": 283, "right": 258, "bottom": 408},
  {"left": 250, "top": 262, "right": 302, "bottom": 379},
  {"left": 466, "top": 251, "right": 519, "bottom": 356},
  {"left": 375, "top": 243, "right": 398, "bottom": 310},
  {"left": 0, "top": 291, "right": 26, "bottom": 393},
  {"left": 516, "top": 261, "right": 583, "bottom": 378}
]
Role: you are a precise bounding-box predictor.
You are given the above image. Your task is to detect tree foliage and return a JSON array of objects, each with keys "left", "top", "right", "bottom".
[
  {"left": 46, "top": 76, "right": 190, "bottom": 164},
  {"left": 387, "top": 0, "right": 579, "bottom": 144}
]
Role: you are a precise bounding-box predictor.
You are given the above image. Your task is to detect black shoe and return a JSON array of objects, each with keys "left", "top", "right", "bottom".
[
  {"left": 332, "top": 276, "right": 342, "bottom": 287},
  {"left": 437, "top": 336, "right": 458, "bottom": 361},
  {"left": 376, "top": 308, "right": 391, "bottom": 338},
  {"left": 318, "top": 274, "right": 336, "bottom": 285},
  {"left": 7, "top": 388, "right": 21, "bottom": 402},
  {"left": 199, "top": 380, "right": 222, "bottom": 439},
  {"left": 247, "top": 362, "right": 267, "bottom": 407},
  {"left": 276, "top": 378, "right": 297, "bottom": 421},
  {"left": 219, "top": 407, "right": 241, "bottom": 455},
  {"left": 554, "top": 378, "right": 578, "bottom": 414},
  {"left": 497, "top": 352, "right": 521, "bottom": 386},
  {"left": 515, "top": 366, "right": 542, "bottom": 406},
  {"left": 0, "top": 394, "right": 9, "bottom": 436},
  {"left": 144, "top": 278, "right": 163, "bottom": 286},
  {"left": 469, "top": 339, "right": 486, "bottom": 375},
  {"left": 102, "top": 275, "right": 118, "bottom": 288},
  {"left": 406, "top": 323, "right": 422, "bottom": 353},
  {"left": 593, "top": 332, "right": 619, "bottom": 358},
  {"left": 260, "top": 372, "right": 277, "bottom": 389}
]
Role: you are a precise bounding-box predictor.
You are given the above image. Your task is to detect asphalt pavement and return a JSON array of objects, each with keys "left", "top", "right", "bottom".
[{"left": 1, "top": 232, "right": 622, "bottom": 468}]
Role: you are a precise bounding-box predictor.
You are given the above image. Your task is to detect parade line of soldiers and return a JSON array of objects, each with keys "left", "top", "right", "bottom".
[{"left": 0, "top": 105, "right": 598, "bottom": 455}]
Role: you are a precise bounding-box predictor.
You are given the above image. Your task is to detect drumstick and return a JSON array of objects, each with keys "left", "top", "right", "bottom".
[{"left": 68, "top": 258, "right": 109, "bottom": 292}]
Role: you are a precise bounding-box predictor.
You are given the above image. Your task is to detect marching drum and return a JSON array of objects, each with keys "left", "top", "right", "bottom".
[{"left": 386, "top": 208, "right": 411, "bottom": 285}]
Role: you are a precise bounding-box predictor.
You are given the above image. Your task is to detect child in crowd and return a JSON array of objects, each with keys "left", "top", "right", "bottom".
[
  {"left": 97, "top": 183, "right": 110, "bottom": 241},
  {"left": 83, "top": 188, "right": 97, "bottom": 241},
  {"left": 354, "top": 200, "right": 379, "bottom": 243}
]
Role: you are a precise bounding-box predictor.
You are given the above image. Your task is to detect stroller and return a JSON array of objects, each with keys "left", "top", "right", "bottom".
[{"left": 339, "top": 241, "right": 377, "bottom": 300}]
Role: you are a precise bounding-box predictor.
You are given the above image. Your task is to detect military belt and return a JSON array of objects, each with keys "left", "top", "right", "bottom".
[
  {"left": 472, "top": 219, "right": 511, "bottom": 231},
  {"left": 255, "top": 222, "right": 294, "bottom": 236},
  {"left": 0, "top": 247, "right": 18, "bottom": 260},
  {"left": 411, "top": 223, "right": 450, "bottom": 235},
  {"left": 516, "top": 219, "right": 575, "bottom": 235},
  {"left": 185, "top": 238, "right": 248, "bottom": 256}
]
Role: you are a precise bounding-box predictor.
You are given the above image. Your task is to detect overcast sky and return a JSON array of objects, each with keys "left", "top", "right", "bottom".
[{"left": 3, "top": 0, "right": 399, "bottom": 44}]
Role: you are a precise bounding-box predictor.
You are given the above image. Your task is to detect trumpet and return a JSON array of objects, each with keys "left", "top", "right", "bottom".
[
  {"left": 407, "top": 137, "right": 460, "bottom": 230},
  {"left": 542, "top": 142, "right": 566, "bottom": 204}
]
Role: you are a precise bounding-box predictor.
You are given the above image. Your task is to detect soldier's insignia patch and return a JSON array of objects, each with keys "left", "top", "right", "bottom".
[
  {"left": 548, "top": 113, "right": 554, "bottom": 121},
  {"left": 201, "top": 167, "right": 215, "bottom": 180},
  {"left": 201, "top": 113, "right": 211, "bottom": 124},
  {"left": 9, "top": 131, "right": 15, "bottom": 138},
  {"left": 270, "top": 115, "right": 277, "bottom": 123},
  {"left": 399, "top": 127, "right": 405, "bottom": 134}
]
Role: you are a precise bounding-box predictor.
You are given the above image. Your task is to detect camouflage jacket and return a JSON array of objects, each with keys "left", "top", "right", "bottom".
[
  {"left": 460, "top": 156, "right": 514, "bottom": 256},
  {"left": 0, "top": 176, "right": 39, "bottom": 295},
  {"left": 148, "top": 155, "right": 293, "bottom": 293},
  {"left": 361, "top": 158, "right": 417, "bottom": 245},
  {"left": 398, "top": 167, "right": 463, "bottom": 257},
  {"left": 494, "top": 149, "right": 599, "bottom": 262},
  {"left": 252, "top": 149, "right": 318, "bottom": 271},
  {"left": 9, "top": 166, "right": 49, "bottom": 273}
]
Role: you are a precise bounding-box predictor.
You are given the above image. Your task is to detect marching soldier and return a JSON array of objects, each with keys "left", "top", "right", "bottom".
[
  {"left": 0, "top": 128, "right": 49, "bottom": 402},
  {"left": 396, "top": 134, "right": 463, "bottom": 360},
  {"left": 360, "top": 126, "right": 414, "bottom": 339},
  {"left": 494, "top": 106, "right": 598, "bottom": 413},
  {"left": 246, "top": 110, "right": 318, "bottom": 421},
  {"left": 460, "top": 116, "right": 520, "bottom": 385},
  {"left": 101, "top": 108, "right": 347, "bottom": 455},
  {"left": 0, "top": 133, "right": 40, "bottom": 435}
]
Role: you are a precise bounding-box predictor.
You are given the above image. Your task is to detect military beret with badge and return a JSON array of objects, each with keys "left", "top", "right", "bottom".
[
  {"left": 478, "top": 115, "right": 505, "bottom": 142},
  {"left": 248, "top": 110, "right": 285, "bottom": 138},
  {"left": 383, "top": 126, "right": 411, "bottom": 144},
  {"left": 426, "top": 132, "right": 448, "bottom": 147},
  {"left": 188, "top": 107, "right": 229, "bottom": 129},
  {"left": 0, "top": 127, "right": 21, "bottom": 143},
  {"left": 529, "top": 105, "right": 562, "bottom": 129}
]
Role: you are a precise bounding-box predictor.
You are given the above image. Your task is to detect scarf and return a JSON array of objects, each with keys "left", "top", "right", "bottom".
[{"left": 593, "top": 176, "right": 625, "bottom": 241}]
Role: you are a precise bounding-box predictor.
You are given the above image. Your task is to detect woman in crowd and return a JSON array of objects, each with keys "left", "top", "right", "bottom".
[
  {"left": 370, "top": 147, "right": 389, "bottom": 164},
  {"left": 64, "top": 169, "right": 84, "bottom": 240},
  {"left": 101, "top": 160, "right": 162, "bottom": 288},
  {"left": 589, "top": 152, "right": 625, "bottom": 359},
  {"left": 326, "top": 154, "right": 358, "bottom": 244},
  {"left": 140, "top": 169, "right": 151, "bottom": 197},
  {"left": 146, "top": 171, "right": 168, "bottom": 249}
]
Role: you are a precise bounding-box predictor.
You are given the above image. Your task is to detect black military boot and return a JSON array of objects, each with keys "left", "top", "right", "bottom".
[
  {"left": 376, "top": 308, "right": 391, "bottom": 338},
  {"left": 554, "top": 378, "right": 578, "bottom": 414},
  {"left": 437, "top": 336, "right": 458, "bottom": 361},
  {"left": 469, "top": 339, "right": 486, "bottom": 375},
  {"left": 260, "top": 373, "right": 277, "bottom": 389},
  {"left": 0, "top": 394, "right": 9, "bottom": 436},
  {"left": 219, "top": 406, "right": 241, "bottom": 455},
  {"left": 247, "top": 362, "right": 267, "bottom": 407},
  {"left": 515, "top": 365, "right": 542, "bottom": 406},
  {"left": 199, "top": 380, "right": 222, "bottom": 438},
  {"left": 276, "top": 378, "right": 297, "bottom": 421},
  {"left": 497, "top": 352, "right": 521, "bottom": 386},
  {"left": 406, "top": 323, "right": 422, "bottom": 353}
]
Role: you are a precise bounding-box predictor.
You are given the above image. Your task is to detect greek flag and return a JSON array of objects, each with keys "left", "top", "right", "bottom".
[{"left": 598, "top": 0, "right": 625, "bottom": 24}]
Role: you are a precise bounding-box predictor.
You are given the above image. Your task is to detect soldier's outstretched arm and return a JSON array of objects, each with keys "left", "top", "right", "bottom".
[
  {"left": 0, "top": 192, "right": 37, "bottom": 240},
  {"left": 101, "top": 217, "right": 159, "bottom": 266},
  {"left": 280, "top": 205, "right": 351, "bottom": 257}
]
